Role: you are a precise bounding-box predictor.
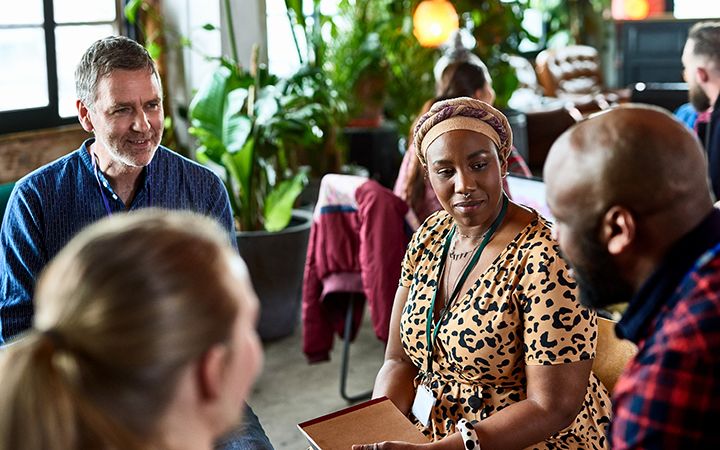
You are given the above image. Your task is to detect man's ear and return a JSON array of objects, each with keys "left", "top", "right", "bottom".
[
  {"left": 196, "top": 344, "right": 228, "bottom": 401},
  {"left": 697, "top": 65, "right": 710, "bottom": 84},
  {"left": 600, "top": 206, "right": 635, "bottom": 256},
  {"left": 77, "top": 100, "right": 94, "bottom": 133}
]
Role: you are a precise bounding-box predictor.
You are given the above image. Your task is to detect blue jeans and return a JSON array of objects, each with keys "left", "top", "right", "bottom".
[{"left": 214, "top": 402, "right": 273, "bottom": 450}]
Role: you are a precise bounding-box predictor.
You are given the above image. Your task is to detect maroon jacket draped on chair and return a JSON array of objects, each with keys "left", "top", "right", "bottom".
[{"left": 302, "top": 175, "right": 410, "bottom": 362}]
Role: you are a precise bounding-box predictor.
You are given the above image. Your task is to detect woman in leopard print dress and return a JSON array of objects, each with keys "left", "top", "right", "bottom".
[{"left": 356, "top": 98, "right": 611, "bottom": 450}]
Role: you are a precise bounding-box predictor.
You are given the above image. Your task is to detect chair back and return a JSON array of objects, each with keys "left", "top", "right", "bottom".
[
  {"left": 0, "top": 181, "right": 15, "bottom": 225},
  {"left": 524, "top": 105, "right": 578, "bottom": 173},
  {"left": 535, "top": 45, "right": 604, "bottom": 98},
  {"left": 592, "top": 316, "right": 638, "bottom": 393}
]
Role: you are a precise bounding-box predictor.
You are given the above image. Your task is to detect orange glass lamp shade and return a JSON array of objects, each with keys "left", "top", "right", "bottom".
[
  {"left": 611, "top": 0, "right": 664, "bottom": 20},
  {"left": 413, "top": 0, "right": 460, "bottom": 48}
]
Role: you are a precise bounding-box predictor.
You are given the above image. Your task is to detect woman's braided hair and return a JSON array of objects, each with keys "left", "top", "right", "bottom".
[{"left": 413, "top": 97, "right": 512, "bottom": 167}]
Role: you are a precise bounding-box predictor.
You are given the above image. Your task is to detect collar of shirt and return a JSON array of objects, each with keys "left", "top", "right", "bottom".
[
  {"left": 78, "top": 138, "right": 154, "bottom": 207},
  {"left": 617, "top": 207, "right": 720, "bottom": 343},
  {"left": 707, "top": 94, "right": 720, "bottom": 140}
]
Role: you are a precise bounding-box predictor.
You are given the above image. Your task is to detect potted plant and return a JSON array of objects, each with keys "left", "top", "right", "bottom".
[
  {"left": 282, "top": 0, "right": 350, "bottom": 209},
  {"left": 325, "top": 0, "right": 437, "bottom": 139},
  {"left": 187, "top": 2, "right": 327, "bottom": 340},
  {"left": 188, "top": 52, "right": 319, "bottom": 232},
  {"left": 325, "top": 0, "right": 391, "bottom": 127}
]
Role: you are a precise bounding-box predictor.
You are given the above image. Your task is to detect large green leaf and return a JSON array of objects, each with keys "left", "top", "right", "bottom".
[
  {"left": 263, "top": 171, "right": 308, "bottom": 232},
  {"left": 188, "top": 66, "right": 233, "bottom": 139},
  {"left": 189, "top": 127, "right": 225, "bottom": 165},
  {"left": 223, "top": 89, "right": 252, "bottom": 153},
  {"left": 285, "top": 0, "right": 306, "bottom": 28},
  {"left": 221, "top": 136, "right": 255, "bottom": 231},
  {"left": 233, "top": 137, "right": 255, "bottom": 205},
  {"left": 254, "top": 87, "right": 281, "bottom": 127},
  {"left": 124, "top": 0, "right": 142, "bottom": 24}
]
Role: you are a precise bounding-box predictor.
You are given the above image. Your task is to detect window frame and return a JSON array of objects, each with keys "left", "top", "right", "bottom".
[{"left": 0, "top": 0, "right": 126, "bottom": 135}]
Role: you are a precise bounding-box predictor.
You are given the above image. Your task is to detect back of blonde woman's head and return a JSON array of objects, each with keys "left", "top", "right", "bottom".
[{"left": 0, "top": 209, "right": 244, "bottom": 450}]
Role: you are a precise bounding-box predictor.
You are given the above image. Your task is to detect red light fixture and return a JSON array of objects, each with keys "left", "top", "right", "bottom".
[{"left": 612, "top": 0, "right": 664, "bottom": 20}]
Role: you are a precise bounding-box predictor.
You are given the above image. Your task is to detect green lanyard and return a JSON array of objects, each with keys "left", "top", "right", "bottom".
[{"left": 424, "top": 194, "right": 509, "bottom": 376}]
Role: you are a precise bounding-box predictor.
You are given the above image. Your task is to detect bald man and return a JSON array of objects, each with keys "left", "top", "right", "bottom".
[{"left": 544, "top": 104, "right": 720, "bottom": 449}]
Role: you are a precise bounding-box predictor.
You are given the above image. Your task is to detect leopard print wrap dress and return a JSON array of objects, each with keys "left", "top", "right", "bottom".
[{"left": 399, "top": 210, "right": 611, "bottom": 449}]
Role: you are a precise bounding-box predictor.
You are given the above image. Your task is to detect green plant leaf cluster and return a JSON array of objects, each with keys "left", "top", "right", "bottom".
[
  {"left": 280, "top": 1, "right": 349, "bottom": 176},
  {"left": 188, "top": 55, "right": 319, "bottom": 232},
  {"left": 326, "top": 0, "right": 437, "bottom": 138},
  {"left": 187, "top": 0, "right": 351, "bottom": 232},
  {"left": 530, "top": 0, "right": 611, "bottom": 49},
  {"left": 324, "top": 0, "right": 537, "bottom": 137}
]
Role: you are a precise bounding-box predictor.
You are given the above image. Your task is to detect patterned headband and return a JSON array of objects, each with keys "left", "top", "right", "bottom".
[{"left": 413, "top": 97, "right": 513, "bottom": 167}]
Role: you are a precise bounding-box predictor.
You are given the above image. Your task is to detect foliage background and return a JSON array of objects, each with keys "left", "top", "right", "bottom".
[{"left": 325, "top": 0, "right": 537, "bottom": 139}]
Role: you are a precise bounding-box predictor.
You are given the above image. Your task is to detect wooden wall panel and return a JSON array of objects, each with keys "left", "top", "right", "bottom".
[{"left": 0, "top": 125, "right": 88, "bottom": 183}]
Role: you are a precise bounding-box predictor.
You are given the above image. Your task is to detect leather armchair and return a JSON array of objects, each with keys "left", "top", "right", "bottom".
[
  {"left": 535, "top": 45, "right": 629, "bottom": 115},
  {"left": 505, "top": 54, "right": 582, "bottom": 175}
]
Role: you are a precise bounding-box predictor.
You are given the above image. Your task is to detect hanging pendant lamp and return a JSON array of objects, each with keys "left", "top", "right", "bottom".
[{"left": 413, "top": 0, "right": 460, "bottom": 48}]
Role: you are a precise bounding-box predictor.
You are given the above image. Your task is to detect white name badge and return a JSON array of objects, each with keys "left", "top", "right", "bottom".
[{"left": 411, "top": 383, "right": 435, "bottom": 427}]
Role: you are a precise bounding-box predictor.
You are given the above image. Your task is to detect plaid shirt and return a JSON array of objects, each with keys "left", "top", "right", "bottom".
[{"left": 612, "top": 208, "right": 720, "bottom": 449}]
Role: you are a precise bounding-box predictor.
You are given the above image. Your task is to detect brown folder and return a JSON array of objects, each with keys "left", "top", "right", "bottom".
[{"left": 297, "top": 397, "right": 430, "bottom": 450}]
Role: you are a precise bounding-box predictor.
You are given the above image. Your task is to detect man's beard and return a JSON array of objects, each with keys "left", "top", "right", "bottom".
[
  {"left": 689, "top": 83, "right": 712, "bottom": 112},
  {"left": 566, "top": 230, "right": 634, "bottom": 311}
]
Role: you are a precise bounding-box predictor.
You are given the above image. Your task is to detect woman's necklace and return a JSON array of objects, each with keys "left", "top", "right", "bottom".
[
  {"left": 448, "top": 231, "right": 486, "bottom": 261},
  {"left": 439, "top": 239, "right": 480, "bottom": 318}
]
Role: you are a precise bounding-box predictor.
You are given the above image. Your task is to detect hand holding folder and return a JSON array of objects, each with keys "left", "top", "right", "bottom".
[{"left": 298, "top": 397, "right": 430, "bottom": 450}]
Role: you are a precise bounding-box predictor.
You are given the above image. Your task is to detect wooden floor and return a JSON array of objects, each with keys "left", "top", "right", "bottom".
[{"left": 250, "top": 308, "right": 386, "bottom": 449}]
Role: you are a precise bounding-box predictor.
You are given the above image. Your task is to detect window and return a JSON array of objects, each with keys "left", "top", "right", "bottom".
[
  {"left": 674, "top": 0, "right": 720, "bottom": 19},
  {"left": 0, "top": 0, "right": 122, "bottom": 135},
  {"left": 264, "top": 0, "right": 339, "bottom": 77}
]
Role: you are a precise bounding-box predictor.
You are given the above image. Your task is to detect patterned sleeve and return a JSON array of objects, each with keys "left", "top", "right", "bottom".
[
  {"left": 399, "top": 224, "right": 423, "bottom": 289},
  {"left": 0, "top": 182, "right": 47, "bottom": 343},
  {"left": 518, "top": 223, "right": 597, "bottom": 365},
  {"left": 202, "top": 168, "right": 236, "bottom": 249},
  {"left": 399, "top": 211, "right": 444, "bottom": 289}
]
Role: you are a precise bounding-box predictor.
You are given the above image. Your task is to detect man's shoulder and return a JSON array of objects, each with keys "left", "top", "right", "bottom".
[
  {"left": 650, "top": 245, "right": 720, "bottom": 356},
  {"left": 680, "top": 241, "right": 720, "bottom": 316},
  {"left": 14, "top": 147, "right": 85, "bottom": 193},
  {"left": 154, "top": 147, "right": 223, "bottom": 186}
]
